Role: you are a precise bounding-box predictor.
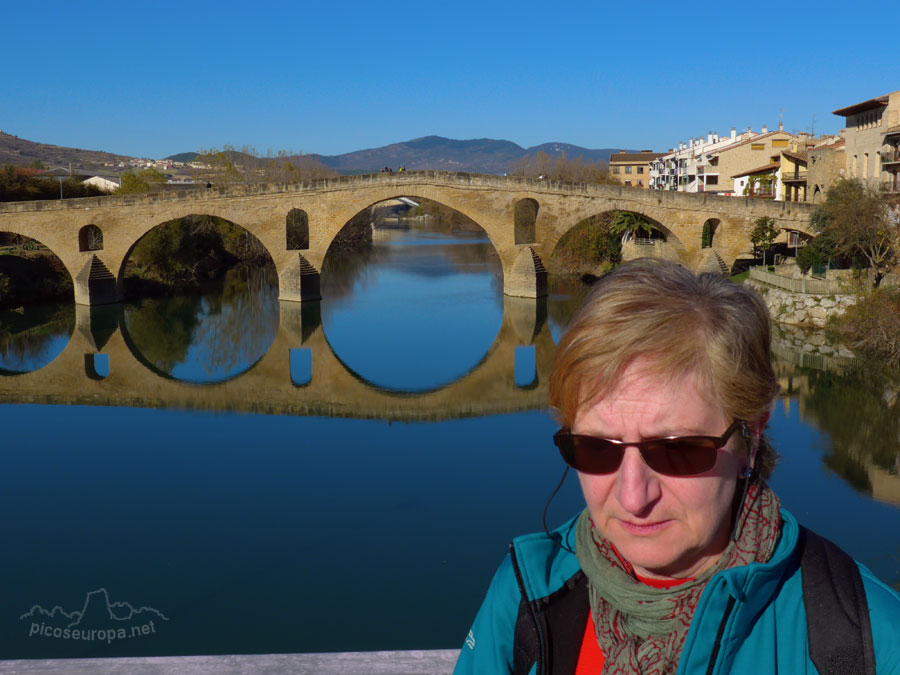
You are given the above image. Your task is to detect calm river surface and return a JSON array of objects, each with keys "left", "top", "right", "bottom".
[{"left": 0, "top": 217, "right": 898, "bottom": 659}]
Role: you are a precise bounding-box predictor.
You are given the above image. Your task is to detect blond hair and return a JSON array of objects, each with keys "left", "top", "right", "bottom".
[{"left": 548, "top": 259, "right": 779, "bottom": 478}]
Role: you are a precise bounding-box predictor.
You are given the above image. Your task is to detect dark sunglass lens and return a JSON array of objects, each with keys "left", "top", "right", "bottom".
[
  {"left": 567, "top": 436, "right": 624, "bottom": 474},
  {"left": 644, "top": 438, "right": 718, "bottom": 476}
]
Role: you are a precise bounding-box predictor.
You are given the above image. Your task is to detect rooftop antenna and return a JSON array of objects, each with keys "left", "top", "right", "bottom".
[{"left": 810, "top": 114, "right": 817, "bottom": 137}]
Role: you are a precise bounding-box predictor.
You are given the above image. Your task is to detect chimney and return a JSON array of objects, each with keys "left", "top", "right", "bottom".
[
  {"left": 619, "top": 150, "right": 626, "bottom": 153},
  {"left": 778, "top": 121, "right": 784, "bottom": 131},
  {"left": 731, "top": 127, "right": 736, "bottom": 140},
  {"left": 762, "top": 124, "right": 768, "bottom": 134},
  {"left": 707, "top": 132, "right": 713, "bottom": 143}
]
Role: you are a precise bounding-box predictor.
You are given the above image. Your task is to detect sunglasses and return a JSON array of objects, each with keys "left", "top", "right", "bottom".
[{"left": 553, "top": 420, "right": 742, "bottom": 477}]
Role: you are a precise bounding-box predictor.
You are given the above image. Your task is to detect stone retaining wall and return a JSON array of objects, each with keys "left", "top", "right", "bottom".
[{"left": 747, "top": 279, "right": 857, "bottom": 327}]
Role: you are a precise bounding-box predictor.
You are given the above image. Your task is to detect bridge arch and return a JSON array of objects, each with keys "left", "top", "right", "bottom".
[
  {"left": 117, "top": 213, "right": 278, "bottom": 299},
  {"left": 320, "top": 195, "right": 506, "bottom": 391}
]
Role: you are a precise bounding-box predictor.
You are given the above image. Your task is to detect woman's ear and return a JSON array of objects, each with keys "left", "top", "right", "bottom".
[
  {"left": 750, "top": 412, "right": 770, "bottom": 440},
  {"left": 743, "top": 413, "right": 770, "bottom": 474}
]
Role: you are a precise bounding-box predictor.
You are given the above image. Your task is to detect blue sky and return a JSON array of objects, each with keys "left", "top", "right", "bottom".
[{"left": 2, "top": 1, "right": 898, "bottom": 160}]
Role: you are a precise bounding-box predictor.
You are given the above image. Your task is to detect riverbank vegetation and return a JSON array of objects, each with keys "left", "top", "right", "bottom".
[
  {"left": 809, "top": 178, "right": 898, "bottom": 288},
  {"left": 548, "top": 212, "right": 629, "bottom": 276},
  {"left": 0, "top": 165, "right": 106, "bottom": 202},
  {"left": 829, "top": 287, "right": 900, "bottom": 365},
  {"left": 0, "top": 235, "right": 73, "bottom": 309},
  {"left": 122, "top": 215, "right": 274, "bottom": 298},
  {"left": 799, "top": 178, "right": 900, "bottom": 364}
]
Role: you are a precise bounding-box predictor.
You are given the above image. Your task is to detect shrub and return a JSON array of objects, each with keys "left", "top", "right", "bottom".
[{"left": 830, "top": 288, "right": 900, "bottom": 365}]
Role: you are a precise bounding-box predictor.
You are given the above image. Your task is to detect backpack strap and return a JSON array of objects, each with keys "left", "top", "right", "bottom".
[
  {"left": 799, "top": 526, "right": 876, "bottom": 675},
  {"left": 511, "top": 567, "right": 589, "bottom": 675}
]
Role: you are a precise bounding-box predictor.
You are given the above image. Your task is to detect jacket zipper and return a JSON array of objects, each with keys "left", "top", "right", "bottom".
[{"left": 704, "top": 595, "right": 736, "bottom": 675}]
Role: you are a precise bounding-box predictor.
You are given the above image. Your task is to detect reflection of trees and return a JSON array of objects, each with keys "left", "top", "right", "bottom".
[
  {"left": 795, "top": 362, "right": 900, "bottom": 495},
  {"left": 0, "top": 303, "right": 74, "bottom": 372},
  {"left": 189, "top": 265, "right": 278, "bottom": 378},
  {"left": 124, "top": 295, "right": 203, "bottom": 372},
  {"left": 547, "top": 275, "right": 590, "bottom": 335},
  {"left": 123, "top": 265, "right": 278, "bottom": 380}
]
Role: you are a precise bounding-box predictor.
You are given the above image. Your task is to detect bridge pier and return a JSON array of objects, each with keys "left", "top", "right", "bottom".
[
  {"left": 278, "top": 253, "right": 321, "bottom": 303},
  {"left": 73, "top": 254, "right": 122, "bottom": 306},
  {"left": 503, "top": 247, "right": 548, "bottom": 299}
]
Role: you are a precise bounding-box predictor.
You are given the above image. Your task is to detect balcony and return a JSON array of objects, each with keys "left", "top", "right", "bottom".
[
  {"left": 881, "top": 149, "right": 900, "bottom": 165},
  {"left": 782, "top": 171, "right": 808, "bottom": 182}
]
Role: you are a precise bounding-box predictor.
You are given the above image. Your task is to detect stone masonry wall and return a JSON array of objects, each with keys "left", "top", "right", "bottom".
[{"left": 747, "top": 279, "right": 857, "bottom": 327}]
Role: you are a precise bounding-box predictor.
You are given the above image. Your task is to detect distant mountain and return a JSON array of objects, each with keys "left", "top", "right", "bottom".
[
  {"left": 0, "top": 131, "right": 133, "bottom": 170},
  {"left": 166, "top": 152, "right": 200, "bottom": 163},
  {"left": 0, "top": 131, "right": 633, "bottom": 176},
  {"left": 310, "top": 136, "right": 629, "bottom": 174}
]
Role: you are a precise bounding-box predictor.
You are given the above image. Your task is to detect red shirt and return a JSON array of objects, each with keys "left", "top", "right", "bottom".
[{"left": 575, "top": 575, "right": 691, "bottom": 674}]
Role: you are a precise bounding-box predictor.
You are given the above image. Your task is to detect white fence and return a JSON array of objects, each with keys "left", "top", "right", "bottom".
[{"left": 748, "top": 267, "right": 851, "bottom": 295}]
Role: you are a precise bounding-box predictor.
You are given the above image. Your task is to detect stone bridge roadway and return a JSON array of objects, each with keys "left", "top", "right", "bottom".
[
  {"left": 0, "top": 171, "right": 815, "bottom": 305},
  {"left": 0, "top": 296, "right": 554, "bottom": 422}
]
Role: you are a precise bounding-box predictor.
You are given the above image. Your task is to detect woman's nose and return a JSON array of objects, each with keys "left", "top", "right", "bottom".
[{"left": 614, "top": 446, "right": 662, "bottom": 516}]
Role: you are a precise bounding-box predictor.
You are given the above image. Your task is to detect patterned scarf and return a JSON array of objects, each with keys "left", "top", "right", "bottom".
[{"left": 574, "top": 481, "right": 781, "bottom": 675}]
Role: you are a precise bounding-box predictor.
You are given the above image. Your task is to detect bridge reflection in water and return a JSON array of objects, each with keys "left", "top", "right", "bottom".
[{"left": 0, "top": 296, "right": 555, "bottom": 422}]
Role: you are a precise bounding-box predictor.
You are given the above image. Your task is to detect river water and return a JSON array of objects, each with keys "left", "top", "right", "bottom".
[{"left": 0, "top": 217, "right": 898, "bottom": 660}]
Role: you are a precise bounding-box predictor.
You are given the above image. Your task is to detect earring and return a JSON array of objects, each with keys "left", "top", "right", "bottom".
[{"left": 739, "top": 465, "right": 753, "bottom": 479}]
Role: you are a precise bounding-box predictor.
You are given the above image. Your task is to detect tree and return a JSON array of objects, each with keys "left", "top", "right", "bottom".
[
  {"left": 116, "top": 169, "right": 166, "bottom": 194},
  {"left": 810, "top": 178, "right": 896, "bottom": 288},
  {"left": 750, "top": 216, "right": 779, "bottom": 267},
  {"left": 610, "top": 211, "right": 661, "bottom": 243}
]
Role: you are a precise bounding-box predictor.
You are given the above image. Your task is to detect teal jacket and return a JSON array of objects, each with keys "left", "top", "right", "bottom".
[{"left": 454, "top": 509, "right": 900, "bottom": 674}]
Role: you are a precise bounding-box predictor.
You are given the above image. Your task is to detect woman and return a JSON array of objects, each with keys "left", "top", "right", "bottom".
[{"left": 454, "top": 260, "right": 900, "bottom": 674}]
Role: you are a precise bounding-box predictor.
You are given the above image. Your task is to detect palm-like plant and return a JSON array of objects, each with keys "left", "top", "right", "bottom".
[{"left": 610, "top": 211, "right": 662, "bottom": 243}]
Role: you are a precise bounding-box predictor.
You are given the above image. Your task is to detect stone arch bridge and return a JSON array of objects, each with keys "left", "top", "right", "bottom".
[{"left": 0, "top": 171, "right": 815, "bottom": 305}]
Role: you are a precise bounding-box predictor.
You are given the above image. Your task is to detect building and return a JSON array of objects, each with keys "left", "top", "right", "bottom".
[
  {"left": 649, "top": 129, "right": 741, "bottom": 193},
  {"left": 82, "top": 175, "right": 121, "bottom": 192},
  {"left": 807, "top": 136, "right": 845, "bottom": 203},
  {"left": 650, "top": 125, "right": 797, "bottom": 194},
  {"left": 608, "top": 150, "right": 664, "bottom": 188},
  {"left": 832, "top": 89, "right": 900, "bottom": 194}
]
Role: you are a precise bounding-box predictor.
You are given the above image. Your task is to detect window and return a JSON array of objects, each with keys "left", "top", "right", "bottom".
[
  {"left": 625, "top": 166, "right": 632, "bottom": 174},
  {"left": 625, "top": 180, "right": 632, "bottom": 186},
  {"left": 772, "top": 139, "right": 788, "bottom": 148},
  {"left": 637, "top": 167, "right": 644, "bottom": 174},
  {"left": 863, "top": 153, "right": 869, "bottom": 180},
  {"left": 638, "top": 180, "right": 643, "bottom": 186},
  {"left": 751, "top": 143, "right": 765, "bottom": 151},
  {"left": 706, "top": 175, "right": 718, "bottom": 186},
  {"left": 613, "top": 166, "right": 620, "bottom": 174}
]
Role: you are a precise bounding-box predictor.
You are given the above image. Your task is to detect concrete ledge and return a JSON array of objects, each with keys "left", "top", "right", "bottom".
[{"left": 0, "top": 649, "right": 460, "bottom": 674}]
